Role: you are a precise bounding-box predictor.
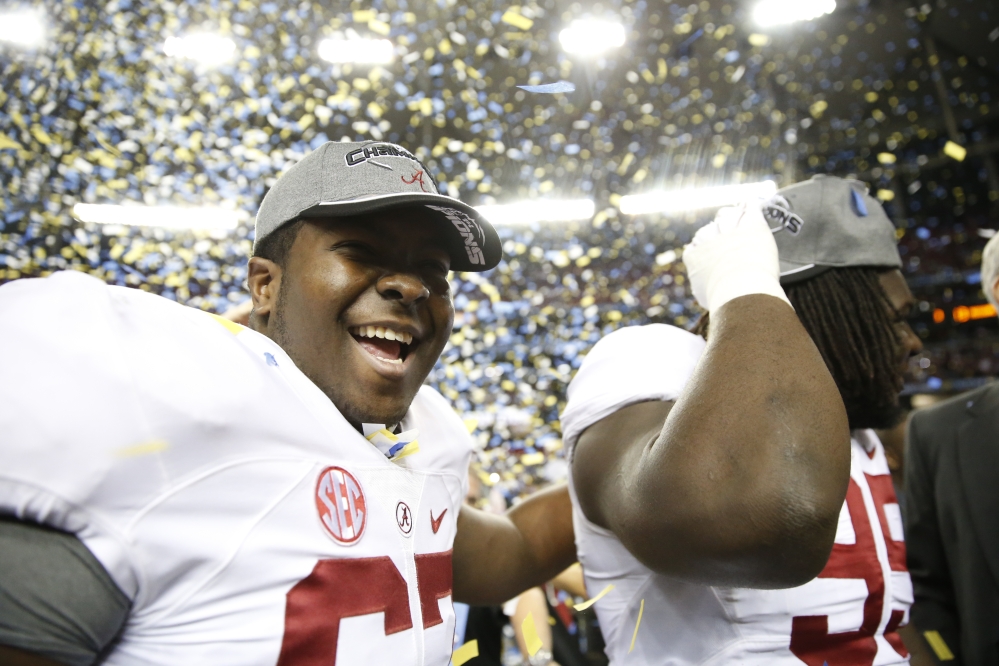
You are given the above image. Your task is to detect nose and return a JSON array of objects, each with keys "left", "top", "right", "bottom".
[
  {"left": 901, "top": 321, "right": 923, "bottom": 359},
  {"left": 377, "top": 272, "right": 430, "bottom": 306}
]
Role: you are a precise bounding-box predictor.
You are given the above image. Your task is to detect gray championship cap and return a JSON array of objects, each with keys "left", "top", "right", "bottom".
[
  {"left": 764, "top": 174, "right": 902, "bottom": 285},
  {"left": 255, "top": 140, "right": 502, "bottom": 271}
]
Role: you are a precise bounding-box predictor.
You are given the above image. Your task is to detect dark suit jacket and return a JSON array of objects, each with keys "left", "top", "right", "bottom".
[{"left": 906, "top": 382, "right": 999, "bottom": 665}]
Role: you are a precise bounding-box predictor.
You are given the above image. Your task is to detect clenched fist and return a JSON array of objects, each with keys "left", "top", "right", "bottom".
[{"left": 682, "top": 202, "right": 792, "bottom": 313}]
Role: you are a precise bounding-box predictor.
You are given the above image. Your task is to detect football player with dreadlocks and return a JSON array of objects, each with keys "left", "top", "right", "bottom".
[{"left": 564, "top": 175, "right": 927, "bottom": 664}]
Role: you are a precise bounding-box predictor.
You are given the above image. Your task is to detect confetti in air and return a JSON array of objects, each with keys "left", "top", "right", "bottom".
[
  {"left": 451, "top": 639, "right": 479, "bottom": 666},
  {"left": 922, "top": 631, "right": 956, "bottom": 661},
  {"left": 516, "top": 81, "right": 576, "bottom": 94}
]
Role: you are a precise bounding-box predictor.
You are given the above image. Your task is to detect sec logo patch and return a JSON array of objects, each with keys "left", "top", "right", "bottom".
[{"left": 315, "top": 466, "right": 366, "bottom": 545}]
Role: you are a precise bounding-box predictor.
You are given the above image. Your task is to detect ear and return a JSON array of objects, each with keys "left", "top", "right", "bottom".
[
  {"left": 992, "top": 275, "right": 999, "bottom": 310},
  {"left": 247, "top": 257, "right": 282, "bottom": 326}
]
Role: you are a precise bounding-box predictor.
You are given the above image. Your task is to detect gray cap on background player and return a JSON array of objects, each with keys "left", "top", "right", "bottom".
[
  {"left": 255, "top": 140, "right": 502, "bottom": 272},
  {"left": 764, "top": 174, "right": 902, "bottom": 285}
]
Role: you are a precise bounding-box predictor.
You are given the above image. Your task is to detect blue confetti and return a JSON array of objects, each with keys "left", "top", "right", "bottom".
[
  {"left": 516, "top": 80, "right": 576, "bottom": 94},
  {"left": 851, "top": 189, "right": 869, "bottom": 217}
]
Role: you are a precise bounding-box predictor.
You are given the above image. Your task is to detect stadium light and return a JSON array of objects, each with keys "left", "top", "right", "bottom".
[
  {"left": 752, "top": 0, "right": 836, "bottom": 27},
  {"left": 163, "top": 33, "right": 236, "bottom": 67},
  {"left": 619, "top": 181, "right": 779, "bottom": 216},
  {"left": 318, "top": 38, "right": 394, "bottom": 65},
  {"left": 475, "top": 199, "right": 595, "bottom": 226},
  {"left": 558, "top": 19, "right": 626, "bottom": 56},
  {"left": 0, "top": 8, "right": 45, "bottom": 49},
  {"left": 72, "top": 204, "right": 243, "bottom": 231}
]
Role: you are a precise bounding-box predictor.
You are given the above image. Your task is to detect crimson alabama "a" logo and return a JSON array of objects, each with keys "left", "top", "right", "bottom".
[{"left": 315, "top": 466, "right": 367, "bottom": 545}]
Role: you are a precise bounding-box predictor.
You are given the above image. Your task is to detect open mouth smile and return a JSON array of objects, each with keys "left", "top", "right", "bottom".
[{"left": 349, "top": 325, "right": 418, "bottom": 366}]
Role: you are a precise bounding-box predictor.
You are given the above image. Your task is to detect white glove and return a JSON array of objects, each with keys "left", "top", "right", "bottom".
[{"left": 682, "top": 202, "right": 791, "bottom": 312}]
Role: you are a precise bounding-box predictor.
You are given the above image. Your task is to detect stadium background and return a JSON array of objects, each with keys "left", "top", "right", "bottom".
[{"left": 1, "top": 0, "right": 997, "bottom": 501}]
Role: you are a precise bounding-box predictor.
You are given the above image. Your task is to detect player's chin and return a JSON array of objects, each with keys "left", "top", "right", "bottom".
[
  {"left": 351, "top": 383, "right": 420, "bottom": 426},
  {"left": 353, "top": 360, "right": 429, "bottom": 410}
]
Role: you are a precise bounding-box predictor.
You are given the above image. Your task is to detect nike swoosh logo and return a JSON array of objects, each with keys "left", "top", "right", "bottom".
[{"left": 430, "top": 508, "right": 447, "bottom": 534}]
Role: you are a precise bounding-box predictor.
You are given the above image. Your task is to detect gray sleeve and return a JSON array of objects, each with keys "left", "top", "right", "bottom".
[{"left": 0, "top": 517, "right": 131, "bottom": 666}]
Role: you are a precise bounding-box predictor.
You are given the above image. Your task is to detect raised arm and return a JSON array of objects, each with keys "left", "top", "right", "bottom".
[
  {"left": 573, "top": 205, "right": 851, "bottom": 589},
  {"left": 452, "top": 483, "right": 576, "bottom": 605}
]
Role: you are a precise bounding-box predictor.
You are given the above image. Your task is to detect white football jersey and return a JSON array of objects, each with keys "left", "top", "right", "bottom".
[
  {"left": 0, "top": 271, "right": 472, "bottom": 666},
  {"left": 563, "top": 324, "right": 913, "bottom": 665}
]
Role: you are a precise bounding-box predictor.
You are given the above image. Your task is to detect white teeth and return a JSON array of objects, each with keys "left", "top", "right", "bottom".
[
  {"left": 384, "top": 358, "right": 403, "bottom": 364},
  {"left": 350, "top": 327, "right": 414, "bottom": 346}
]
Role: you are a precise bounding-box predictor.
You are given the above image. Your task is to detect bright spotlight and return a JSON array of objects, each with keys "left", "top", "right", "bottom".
[
  {"left": 0, "top": 8, "right": 45, "bottom": 49},
  {"left": 619, "top": 181, "right": 779, "bottom": 216},
  {"left": 475, "top": 199, "right": 595, "bottom": 226},
  {"left": 752, "top": 0, "right": 836, "bottom": 27},
  {"left": 558, "top": 19, "right": 626, "bottom": 56},
  {"left": 73, "top": 204, "right": 243, "bottom": 231},
  {"left": 163, "top": 33, "right": 236, "bottom": 67},
  {"left": 318, "top": 38, "right": 394, "bottom": 65}
]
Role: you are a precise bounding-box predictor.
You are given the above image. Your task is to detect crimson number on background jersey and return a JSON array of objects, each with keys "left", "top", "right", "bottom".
[
  {"left": 276, "top": 551, "right": 452, "bottom": 665},
  {"left": 789, "top": 475, "right": 908, "bottom": 665}
]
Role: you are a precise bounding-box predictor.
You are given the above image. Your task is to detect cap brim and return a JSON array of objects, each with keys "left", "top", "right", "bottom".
[
  {"left": 299, "top": 192, "right": 502, "bottom": 272},
  {"left": 779, "top": 261, "right": 829, "bottom": 285}
]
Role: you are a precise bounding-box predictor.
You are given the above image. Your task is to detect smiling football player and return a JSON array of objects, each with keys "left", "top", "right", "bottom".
[{"left": 0, "top": 141, "right": 575, "bottom": 666}]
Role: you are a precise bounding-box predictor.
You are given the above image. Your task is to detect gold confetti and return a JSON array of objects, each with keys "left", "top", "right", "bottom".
[
  {"left": 809, "top": 100, "right": 829, "bottom": 118},
  {"left": 522, "top": 611, "right": 543, "bottom": 656},
  {"left": 521, "top": 452, "right": 545, "bottom": 466},
  {"left": 571, "top": 584, "right": 614, "bottom": 611},
  {"left": 628, "top": 599, "right": 645, "bottom": 653},
  {"left": 366, "top": 428, "right": 399, "bottom": 443},
  {"left": 208, "top": 313, "right": 245, "bottom": 335},
  {"left": 452, "top": 639, "right": 479, "bottom": 666},
  {"left": 115, "top": 440, "right": 169, "bottom": 458},
  {"left": 501, "top": 10, "right": 533, "bottom": 31},
  {"left": 0, "top": 133, "right": 22, "bottom": 150},
  {"left": 922, "top": 631, "right": 955, "bottom": 661},
  {"left": 943, "top": 141, "right": 967, "bottom": 162},
  {"left": 392, "top": 441, "right": 420, "bottom": 460}
]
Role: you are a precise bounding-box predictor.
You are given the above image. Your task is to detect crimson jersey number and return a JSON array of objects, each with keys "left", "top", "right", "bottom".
[
  {"left": 276, "top": 551, "right": 453, "bottom": 665},
  {"left": 789, "top": 475, "right": 908, "bottom": 666}
]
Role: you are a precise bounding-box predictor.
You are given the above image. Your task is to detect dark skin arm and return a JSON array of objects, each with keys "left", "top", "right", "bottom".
[
  {"left": 573, "top": 294, "right": 850, "bottom": 589},
  {"left": 0, "top": 646, "right": 64, "bottom": 666},
  {"left": 452, "top": 483, "right": 576, "bottom": 605}
]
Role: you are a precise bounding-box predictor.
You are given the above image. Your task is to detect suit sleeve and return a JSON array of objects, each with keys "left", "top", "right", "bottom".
[{"left": 904, "top": 411, "right": 962, "bottom": 663}]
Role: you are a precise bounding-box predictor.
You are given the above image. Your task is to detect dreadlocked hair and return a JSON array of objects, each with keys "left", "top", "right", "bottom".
[
  {"left": 784, "top": 267, "right": 904, "bottom": 429},
  {"left": 693, "top": 266, "right": 905, "bottom": 430}
]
